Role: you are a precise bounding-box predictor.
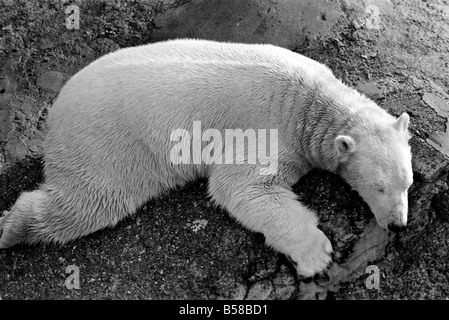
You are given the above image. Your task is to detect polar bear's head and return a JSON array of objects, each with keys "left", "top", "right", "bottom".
[{"left": 336, "top": 113, "right": 413, "bottom": 232}]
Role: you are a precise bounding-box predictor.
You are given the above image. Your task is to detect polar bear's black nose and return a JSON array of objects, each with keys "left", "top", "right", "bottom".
[{"left": 388, "top": 222, "right": 407, "bottom": 232}]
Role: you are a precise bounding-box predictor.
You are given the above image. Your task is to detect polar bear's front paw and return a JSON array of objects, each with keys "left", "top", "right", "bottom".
[{"left": 285, "top": 226, "right": 333, "bottom": 278}]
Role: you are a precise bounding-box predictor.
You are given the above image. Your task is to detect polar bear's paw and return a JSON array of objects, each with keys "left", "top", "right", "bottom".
[
  {"left": 0, "top": 210, "right": 24, "bottom": 249},
  {"left": 284, "top": 226, "right": 333, "bottom": 278},
  {"left": 0, "top": 211, "right": 11, "bottom": 248}
]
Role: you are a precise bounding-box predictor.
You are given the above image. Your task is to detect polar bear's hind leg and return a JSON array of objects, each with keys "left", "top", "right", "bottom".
[{"left": 0, "top": 189, "right": 47, "bottom": 248}]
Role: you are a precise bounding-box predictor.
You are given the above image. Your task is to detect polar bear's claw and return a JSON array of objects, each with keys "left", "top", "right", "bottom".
[{"left": 285, "top": 226, "right": 334, "bottom": 278}]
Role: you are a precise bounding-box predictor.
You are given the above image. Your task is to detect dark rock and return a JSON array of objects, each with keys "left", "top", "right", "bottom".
[
  {"left": 409, "top": 179, "right": 448, "bottom": 228},
  {"left": 90, "top": 38, "right": 120, "bottom": 56},
  {"left": 0, "top": 61, "right": 17, "bottom": 141},
  {"left": 432, "top": 190, "right": 449, "bottom": 221},
  {"left": 427, "top": 124, "right": 449, "bottom": 159},
  {"left": 152, "top": 0, "right": 343, "bottom": 50},
  {"left": 38, "top": 38, "right": 55, "bottom": 50},
  {"left": 356, "top": 82, "right": 380, "bottom": 98},
  {"left": 410, "top": 136, "right": 449, "bottom": 182},
  {"left": 422, "top": 92, "right": 449, "bottom": 118},
  {"left": 422, "top": 92, "right": 449, "bottom": 157},
  {"left": 10, "top": 94, "right": 37, "bottom": 125},
  {"left": 36, "top": 71, "right": 69, "bottom": 94},
  {"left": 308, "top": 220, "right": 392, "bottom": 297},
  {"left": 0, "top": 106, "right": 11, "bottom": 141},
  {"left": 246, "top": 280, "right": 273, "bottom": 300},
  {"left": 272, "top": 265, "right": 296, "bottom": 299},
  {"left": 225, "top": 283, "right": 247, "bottom": 300},
  {"left": 27, "top": 131, "right": 45, "bottom": 154},
  {"left": 4, "top": 132, "right": 28, "bottom": 162}
]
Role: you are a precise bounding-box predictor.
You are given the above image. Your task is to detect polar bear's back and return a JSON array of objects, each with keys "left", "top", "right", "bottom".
[
  {"left": 46, "top": 39, "right": 337, "bottom": 162},
  {"left": 94, "top": 39, "right": 332, "bottom": 77},
  {"left": 49, "top": 39, "right": 335, "bottom": 132}
]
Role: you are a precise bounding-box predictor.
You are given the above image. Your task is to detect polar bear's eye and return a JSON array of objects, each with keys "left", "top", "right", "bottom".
[{"left": 377, "top": 188, "right": 385, "bottom": 194}]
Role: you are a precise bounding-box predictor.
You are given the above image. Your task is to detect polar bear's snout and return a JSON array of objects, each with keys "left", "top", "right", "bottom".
[
  {"left": 387, "top": 201, "right": 408, "bottom": 232},
  {"left": 388, "top": 221, "right": 406, "bottom": 232},
  {"left": 371, "top": 190, "right": 409, "bottom": 232}
]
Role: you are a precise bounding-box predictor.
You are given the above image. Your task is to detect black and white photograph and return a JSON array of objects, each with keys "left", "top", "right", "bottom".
[{"left": 0, "top": 0, "right": 448, "bottom": 305}]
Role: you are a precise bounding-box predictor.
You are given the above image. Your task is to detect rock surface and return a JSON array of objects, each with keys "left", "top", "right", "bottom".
[
  {"left": 36, "top": 71, "right": 68, "bottom": 94},
  {"left": 152, "top": 0, "right": 344, "bottom": 50},
  {"left": 423, "top": 92, "right": 449, "bottom": 157}
]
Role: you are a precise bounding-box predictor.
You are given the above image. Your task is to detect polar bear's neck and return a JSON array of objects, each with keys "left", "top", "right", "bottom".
[{"left": 293, "top": 79, "right": 393, "bottom": 173}]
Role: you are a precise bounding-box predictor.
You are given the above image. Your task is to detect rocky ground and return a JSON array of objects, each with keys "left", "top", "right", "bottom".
[{"left": 0, "top": 0, "right": 448, "bottom": 299}]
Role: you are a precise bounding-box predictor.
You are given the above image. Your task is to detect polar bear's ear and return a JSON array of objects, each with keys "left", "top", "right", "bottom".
[
  {"left": 335, "top": 135, "right": 356, "bottom": 155},
  {"left": 393, "top": 113, "right": 410, "bottom": 132}
]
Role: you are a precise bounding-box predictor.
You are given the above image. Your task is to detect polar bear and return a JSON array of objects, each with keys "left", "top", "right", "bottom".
[{"left": 0, "top": 39, "right": 413, "bottom": 277}]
